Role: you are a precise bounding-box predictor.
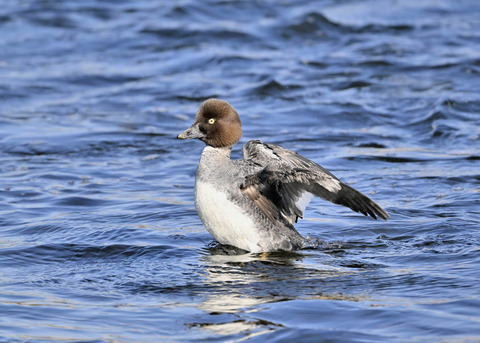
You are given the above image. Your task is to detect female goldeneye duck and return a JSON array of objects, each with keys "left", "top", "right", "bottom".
[{"left": 177, "top": 98, "right": 389, "bottom": 253}]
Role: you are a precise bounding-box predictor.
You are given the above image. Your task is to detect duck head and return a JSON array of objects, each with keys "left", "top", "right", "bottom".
[{"left": 177, "top": 99, "right": 242, "bottom": 148}]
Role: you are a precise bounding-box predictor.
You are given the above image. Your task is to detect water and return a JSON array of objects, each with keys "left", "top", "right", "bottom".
[{"left": 1, "top": 0, "right": 479, "bottom": 342}]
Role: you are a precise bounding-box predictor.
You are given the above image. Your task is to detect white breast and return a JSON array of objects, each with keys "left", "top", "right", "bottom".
[{"left": 194, "top": 180, "right": 262, "bottom": 253}]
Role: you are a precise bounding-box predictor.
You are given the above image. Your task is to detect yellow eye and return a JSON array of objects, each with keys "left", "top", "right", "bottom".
[{"left": 208, "top": 118, "right": 215, "bottom": 124}]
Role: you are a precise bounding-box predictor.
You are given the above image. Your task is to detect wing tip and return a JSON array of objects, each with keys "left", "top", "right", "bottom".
[
  {"left": 369, "top": 207, "right": 390, "bottom": 221},
  {"left": 335, "top": 183, "right": 390, "bottom": 221},
  {"left": 365, "top": 199, "right": 390, "bottom": 221}
]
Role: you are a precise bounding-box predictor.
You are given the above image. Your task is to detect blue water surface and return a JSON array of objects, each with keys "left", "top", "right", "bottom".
[{"left": 1, "top": 0, "right": 480, "bottom": 342}]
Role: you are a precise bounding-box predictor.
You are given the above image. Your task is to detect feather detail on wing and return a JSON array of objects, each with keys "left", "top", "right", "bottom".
[{"left": 240, "top": 140, "right": 389, "bottom": 226}]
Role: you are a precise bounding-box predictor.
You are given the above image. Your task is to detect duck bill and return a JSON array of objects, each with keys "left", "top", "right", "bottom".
[{"left": 177, "top": 123, "right": 205, "bottom": 140}]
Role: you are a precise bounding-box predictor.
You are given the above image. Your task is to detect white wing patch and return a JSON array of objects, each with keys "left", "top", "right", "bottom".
[
  {"left": 295, "top": 191, "right": 314, "bottom": 216},
  {"left": 323, "top": 176, "right": 342, "bottom": 193}
]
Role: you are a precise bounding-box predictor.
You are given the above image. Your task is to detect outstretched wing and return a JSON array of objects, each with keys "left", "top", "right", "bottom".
[{"left": 240, "top": 140, "right": 389, "bottom": 226}]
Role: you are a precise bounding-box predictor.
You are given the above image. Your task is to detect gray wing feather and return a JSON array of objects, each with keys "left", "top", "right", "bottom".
[{"left": 240, "top": 140, "right": 389, "bottom": 225}]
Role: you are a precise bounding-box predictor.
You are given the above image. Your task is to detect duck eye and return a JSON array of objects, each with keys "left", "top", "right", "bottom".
[{"left": 208, "top": 118, "right": 215, "bottom": 124}]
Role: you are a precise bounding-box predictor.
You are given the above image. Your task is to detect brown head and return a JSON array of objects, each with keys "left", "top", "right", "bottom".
[{"left": 177, "top": 99, "right": 242, "bottom": 148}]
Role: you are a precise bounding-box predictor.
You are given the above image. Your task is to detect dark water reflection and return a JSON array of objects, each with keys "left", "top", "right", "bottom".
[{"left": 1, "top": 0, "right": 480, "bottom": 342}]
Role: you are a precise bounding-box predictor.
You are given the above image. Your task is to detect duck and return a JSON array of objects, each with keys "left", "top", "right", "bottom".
[{"left": 177, "top": 99, "right": 389, "bottom": 253}]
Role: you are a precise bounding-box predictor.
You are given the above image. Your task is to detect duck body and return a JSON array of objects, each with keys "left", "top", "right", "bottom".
[
  {"left": 194, "top": 145, "right": 304, "bottom": 252},
  {"left": 178, "top": 99, "right": 389, "bottom": 253}
]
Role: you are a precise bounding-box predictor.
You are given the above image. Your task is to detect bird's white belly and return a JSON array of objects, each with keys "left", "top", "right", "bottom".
[{"left": 194, "top": 180, "right": 262, "bottom": 252}]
